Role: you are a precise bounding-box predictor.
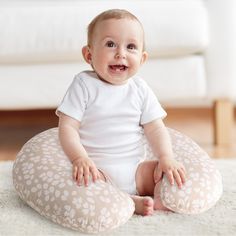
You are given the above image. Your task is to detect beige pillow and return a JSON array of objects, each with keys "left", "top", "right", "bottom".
[
  {"left": 146, "top": 128, "right": 223, "bottom": 214},
  {"left": 12, "top": 128, "right": 134, "bottom": 234},
  {"left": 13, "top": 127, "right": 223, "bottom": 234}
]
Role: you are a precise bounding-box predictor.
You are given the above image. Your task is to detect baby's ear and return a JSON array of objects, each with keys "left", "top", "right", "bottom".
[
  {"left": 82, "top": 46, "right": 92, "bottom": 64},
  {"left": 140, "top": 51, "right": 148, "bottom": 65}
]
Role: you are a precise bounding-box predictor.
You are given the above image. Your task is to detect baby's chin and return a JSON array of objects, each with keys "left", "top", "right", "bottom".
[
  {"left": 104, "top": 77, "right": 129, "bottom": 86},
  {"left": 95, "top": 71, "right": 130, "bottom": 85}
]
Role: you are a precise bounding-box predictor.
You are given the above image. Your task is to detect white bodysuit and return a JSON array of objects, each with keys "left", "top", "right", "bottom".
[{"left": 56, "top": 71, "right": 166, "bottom": 194}]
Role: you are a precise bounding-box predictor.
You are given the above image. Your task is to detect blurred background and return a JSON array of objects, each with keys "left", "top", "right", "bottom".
[{"left": 0, "top": 0, "right": 235, "bottom": 161}]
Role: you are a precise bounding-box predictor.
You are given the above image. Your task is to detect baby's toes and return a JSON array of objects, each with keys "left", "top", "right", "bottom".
[{"left": 143, "top": 197, "right": 154, "bottom": 215}]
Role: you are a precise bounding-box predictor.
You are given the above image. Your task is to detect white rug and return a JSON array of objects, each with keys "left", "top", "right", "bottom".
[{"left": 1, "top": 160, "right": 236, "bottom": 236}]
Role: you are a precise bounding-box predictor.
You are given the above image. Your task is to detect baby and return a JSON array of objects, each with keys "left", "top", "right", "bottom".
[{"left": 56, "top": 9, "right": 186, "bottom": 216}]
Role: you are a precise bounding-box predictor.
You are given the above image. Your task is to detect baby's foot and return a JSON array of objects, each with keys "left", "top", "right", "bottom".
[{"left": 131, "top": 195, "right": 154, "bottom": 216}]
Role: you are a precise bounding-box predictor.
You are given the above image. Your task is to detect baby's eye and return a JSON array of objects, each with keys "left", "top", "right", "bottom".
[
  {"left": 106, "top": 41, "right": 116, "bottom": 48},
  {"left": 127, "top": 43, "right": 137, "bottom": 50}
]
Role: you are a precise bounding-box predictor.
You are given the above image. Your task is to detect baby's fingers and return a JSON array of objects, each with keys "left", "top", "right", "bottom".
[
  {"left": 166, "top": 170, "right": 174, "bottom": 186},
  {"left": 178, "top": 168, "right": 186, "bottom": 184},
  {"left": 173, "top": 169, "right": 183, "bottom": 188},
  {"left": 75, "top": 166, "right": 84, "bottom": 185},
  {"left": 83, "top": 168, "right": 90, "bottom": 186},
  {"left": 73, "top": 165, "right": 78, "bottom": 181},
  {"left": 90, "top": 167, "right": 99, "bottom": 182},
  {"left": 154, "top": 164, "right": 163, "bottom": 183}
]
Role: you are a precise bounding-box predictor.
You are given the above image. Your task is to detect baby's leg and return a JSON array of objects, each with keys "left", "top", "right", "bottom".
[
  {"left": 130, "top": 160, "right": 157, "bottom": 216},
  {"left": 135, "top": 160, "right": 170, "bottom": 212},
  {"left": 98, "top": 168, "right": 154, "bottom": 216}
]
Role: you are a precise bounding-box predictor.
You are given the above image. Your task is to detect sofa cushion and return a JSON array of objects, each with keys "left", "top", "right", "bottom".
[
  {"left": 0, "top": 0, "right": 208, "bottom": 63},
  {"left": 140, "top": 55, "right": 206, "bottom": 102},
  {"left": 0, "top": 55, "right": 206, "bottom": 109}
]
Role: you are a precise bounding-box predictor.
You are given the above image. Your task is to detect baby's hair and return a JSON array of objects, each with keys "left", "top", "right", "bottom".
[{"left": 87, "top": 9, "right": 145, "bottom": 50}]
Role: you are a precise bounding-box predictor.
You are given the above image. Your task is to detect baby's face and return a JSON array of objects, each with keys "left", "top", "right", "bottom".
[{"left": 87, "top": 18, "right": 147, "bottom": 85}]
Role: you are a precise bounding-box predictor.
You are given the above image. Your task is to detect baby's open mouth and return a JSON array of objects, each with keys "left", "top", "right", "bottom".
[{"left": 109, "top": 65, "right": 128, "bottom": 71}]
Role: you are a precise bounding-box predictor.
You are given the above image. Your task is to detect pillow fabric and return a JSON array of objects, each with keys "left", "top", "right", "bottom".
[
  {"left": 13, "top": 127, "right": 223, "bottom": 233},
  {"left": 146, "top": 128, "right": 223, "bottom": 214},
  {"left": 12, "top": 128, "right": 134, "bottom": 233}
]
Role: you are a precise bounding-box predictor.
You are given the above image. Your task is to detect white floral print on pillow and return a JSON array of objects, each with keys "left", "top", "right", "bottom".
[
  {"left": 145, "top": 128, "right": 223, "bottom": 214},
  {"left": 12, "top": 128, "right": 134, "bottom": 233}
]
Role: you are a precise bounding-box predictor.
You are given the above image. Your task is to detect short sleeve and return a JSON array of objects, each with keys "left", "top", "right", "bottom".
[
  {"left": 140, "top": 82, "right": 167, "bottom": 125},
  {"left": 56, "top": 75, "right": 88, "bottom": 121}
]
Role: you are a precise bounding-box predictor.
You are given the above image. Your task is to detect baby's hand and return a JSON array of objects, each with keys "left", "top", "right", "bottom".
[
  {"left": 72, "top": 157, "right": 100, "bottom": 186},
  {"left": 154, "top": 158, "right": 186, "bottom": 188}
]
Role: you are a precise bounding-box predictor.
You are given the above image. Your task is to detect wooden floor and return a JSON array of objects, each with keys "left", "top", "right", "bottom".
[
  {"left": 0, "top": 108, "right": 235, "bottom": 161},
  {"left": 165, "top": 108, "right": 236, "bottom": 159}
]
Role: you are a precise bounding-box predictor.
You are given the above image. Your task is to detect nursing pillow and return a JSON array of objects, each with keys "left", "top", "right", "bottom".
[
  {"left": 12, "top": 127, "right": 222, "bottom": 233},
  {"left": 12, "top": 128, "right": 134, "bottom": 234},
  {"left": 146, "top": 128, "right": 223, "bottom": 214}
]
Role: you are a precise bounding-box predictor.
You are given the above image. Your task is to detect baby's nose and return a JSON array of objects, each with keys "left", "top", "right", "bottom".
[{"left": 115, "top": 47, "right": 126, "bottom": 59}]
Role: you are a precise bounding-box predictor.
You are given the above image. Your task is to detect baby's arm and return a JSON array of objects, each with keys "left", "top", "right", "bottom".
[
  {"left": 143, "top": 119, "right": 186, "bottom": 188},
  {"left": 58, "top": 112, "right": 100, "bottom": 186}
]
